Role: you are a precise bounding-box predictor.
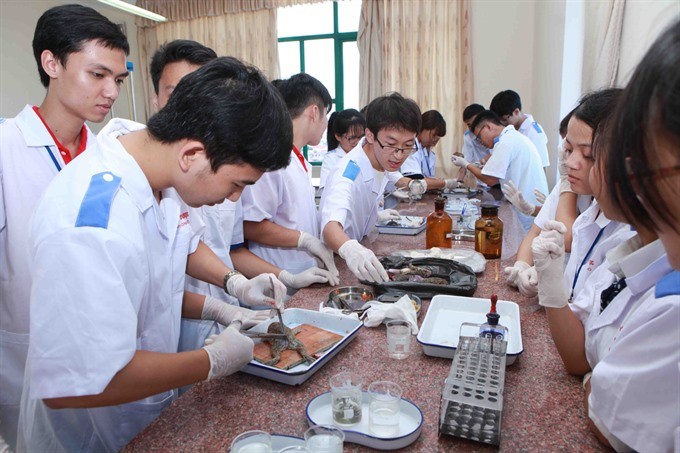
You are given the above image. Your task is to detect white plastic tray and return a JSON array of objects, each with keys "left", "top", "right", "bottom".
[
  {"left": 305, "top": 391, "right": 423, "bottom": 451},
  {"left": 376, "top": 216, "right": 426, "bottom": 236},
  {"left": 241, "top": 309, "right": 363, "bottom": 385},
  {"left": 392, "top": 248, "right": 486, "bottom": 273},
  {"left": 416, "top": 295, "right": 523, "bottom": 365}
]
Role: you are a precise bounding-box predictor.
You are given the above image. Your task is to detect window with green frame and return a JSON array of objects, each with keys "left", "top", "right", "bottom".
[{"left": 277, "top": 0, "right": 361, "bottom": 165}]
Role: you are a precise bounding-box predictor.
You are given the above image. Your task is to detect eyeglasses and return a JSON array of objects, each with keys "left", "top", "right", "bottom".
[
  {"left": 374, "top": 136, "right": 417, "bottom": 157},
  {"left": 473, "top": 127, "right": 484, "bottom": 144}
]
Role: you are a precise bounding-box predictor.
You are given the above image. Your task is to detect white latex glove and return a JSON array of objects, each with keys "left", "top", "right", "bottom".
[
  {"left": 377, "top": 209, "right": 401, "bottom": 223},
  {"left": 390, "top": 187, "right": 411, "bottom": 200},
  {"left": 338, "top": 239, "right": 388, "bottom": 283},
  {"left": 502, "top": 180, "right": 536, "bottom": 216},
  {"left": 407, "top": 179, "right": 427, "bottom": 198},
  {"left": 201, "top": 296, "right": 271, "bottom": 329},
  {"left": 444, "top": 179, "right": 461, "bottom": 190},
  {"left": 451, "top": 155, "right": 470, "bottom": 169},
  {"left": 203, "top": 314, "right": 254, "bottom": 380},
  {"left": 516, "top": 265, "right": 538, "bottom": 297},
  {"left": 279, "top": 266, "right": 339, "bottom": 289},
  {"left": 532, "top": 220, "right": 569, "bottom": 308},
  {"left": 503, "top": 260, "right": 530, "bottom": 287},
  {"left": 298, "top": 231, "right": 339, "bottom": 279},
  {"left": 534, "top": 188, "right": 547, "bottom": 205},
  {"left": 558, "top": 146, "right": 574, "bottom": 194},
  {"left": 226, "top": 273, "right": 287, "bottom": 309}
]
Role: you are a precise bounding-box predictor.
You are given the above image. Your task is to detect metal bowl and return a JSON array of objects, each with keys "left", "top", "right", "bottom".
[{"left": 327, "top": 286, "right": 374, "bottom": 312}]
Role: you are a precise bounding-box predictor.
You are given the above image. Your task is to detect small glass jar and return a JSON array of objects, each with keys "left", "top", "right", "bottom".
[
  {"left": 426, "top": 197, "right": 453, "bottom": 249},
  {"left": 475, "top": 204, "right": 503, "bottom": 258}
]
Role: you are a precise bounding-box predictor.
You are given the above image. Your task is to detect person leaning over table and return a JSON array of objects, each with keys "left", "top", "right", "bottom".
[
  {"left": 531, "top": 22, "right": 680, "bottom": 450},
  {"left": 505, "top": 90, "right": 630, "bottom": 298},
  {"left": 399, "top": 109, "right": 460, "bottom": 191},
  {"left": 0, "top": 6, "right": 130, "bottom": 450},
  {"left": 148, "top": 40, "right": 333, "bottom": 357},
  {"left": 17, "top": 57, "right": 292, "bottom": 452},
  {"left": 452, "top": 110, "right": 548, "bottom": 232},
  {"left": 460, "top": 103, "right": 491, "bottom": 164},
  {"left": 319, "top": 92, "right": 422, "bottom": 283}
]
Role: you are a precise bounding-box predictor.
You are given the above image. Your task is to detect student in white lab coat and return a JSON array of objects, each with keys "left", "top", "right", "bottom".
[
  {"left": 241, "top": 73, "right": 339, "bottom": 283},
  {"left": 400, "top": 110, "right": 460, "bottom": 191},
  {"left": 490, "top": 89, "right": 550, "bottom": 168},
  {"left": 319, "top": 109, "right": 366, "bottom": 193},
  {"left": 320, "top": 93, "right": 422, "bottom": 283},
  {"left": 452, "top": 110, "right": 548, "bottom": 232},
  {"left": 460, "top": 104, "right": 491, "bottom": 163},
  {"left": 148, "top": 41, "right": 333, "bottom": 355},
  {"left": 0, "top": 6, "right": 130, "bottom": 450},
  {"left": 532, "top": 23, "right": 679, "bottom": 450},
  {"left": 18, "top": 57, "right": 293, "bottom": 452}
]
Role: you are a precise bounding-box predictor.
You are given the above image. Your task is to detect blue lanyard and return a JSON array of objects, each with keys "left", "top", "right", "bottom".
[
  {"left": 570, "top": 226, "right": 606, "bottom": 301},
  {"left": 44, "top": 145, "right": 62, "bottom": 172}
]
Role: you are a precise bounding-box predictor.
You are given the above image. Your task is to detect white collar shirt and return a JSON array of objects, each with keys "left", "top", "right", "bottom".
[
  {"left": 518, "top": 114, "right": 549, "bottom": 167},
  {"left": 320, "top": 146, "right": 346, "bottom": 189},
  {"left": 400, "top": 138, "right": 436, "bottom": 177}
]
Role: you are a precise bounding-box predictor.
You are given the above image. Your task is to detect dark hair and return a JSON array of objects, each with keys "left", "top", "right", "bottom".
[
  {"left": 421, "top": 110, "right": 446, "bottom": 136},
  {"left": 327, "top": 109, "right": 366, "bottom": 150},
  {"left": 490, "top": 90, "right": 522, "bottom": 117},
  {"left": 147, "top": 57, "right": 292, "bottom": 173},
  {"left": 572, "top": 88, "right": 623, "bottom": 131},
  {"left": 150, "top": 39, "right": 217, "bottom": 95},
  {"left": 463, "top": 104, "right": 485, "bottom": 121},
  {"left": 469, "top": 110, "right": 503, "bottom": 133},
  {"left": 365, "top": 92, "right": 421, "bottom": 137},
  {"left": 559, "top": 108, "right": 574, "bottom": 137},
  {"left": 32, "top": 4, "right": 129, "bottom": 87},
  {"left": 603, "top": 21, "right": 680, "bottom": 233},
  {"left": 273, "top": 73, "right": 332, "bottom": 119}
]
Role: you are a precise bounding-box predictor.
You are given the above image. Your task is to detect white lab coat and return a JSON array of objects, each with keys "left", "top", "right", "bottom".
[
  {"left": 180, "top": 200, "right": 244, "bottom": 352},
  {"left": 401, "top": 138, "right": 436, "bottom": 177},
  {"left": 18, "top": 119, "right": 201, "bottom": 452},
  {"left": 241, "top": 150, "right": 318, "bottom": 274},
  {"left": 482, "top": 125, "right": 548, "bottom": 231},
  {"left": 571, "top": 237, "right": 679, "bottom": 452},
  {"left": 518, "top": 114, "right": 549, "bottom": 167},
  {"left": 320, "top": 144, "right": 389, "bottom": 242},
  {"left": 319, "top": 146, "right": 346, "bottom": 190},
  {"left": 563, "top": 200, "right": 635, "bottom": 301},
  {"left": 0, "top": 105, "right": 96, "bottom": 449},
  {"left": 460, "top": 130, "right": 490, "bottom": 163}
]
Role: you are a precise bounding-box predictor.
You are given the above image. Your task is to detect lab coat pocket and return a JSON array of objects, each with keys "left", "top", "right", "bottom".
[{"left": 115, "top": 390, "right": 175, "bottom": 446}]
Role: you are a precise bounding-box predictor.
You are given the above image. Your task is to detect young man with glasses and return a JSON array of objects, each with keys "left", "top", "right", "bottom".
[
  {"left": 452, "top": 110, "right": 547, "bottom": 232},
  {"left": 320, "top": 93, "right": 422, "bottom": 283}
]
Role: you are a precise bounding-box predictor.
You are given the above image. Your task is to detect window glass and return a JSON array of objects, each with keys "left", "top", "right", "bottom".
[
  {"left": 278, "top": 41, "right": 300, "bottom": 79},
  {"left": 338, "top": 0, "right": 362, "bottom": 33},
  {"left": 342, "top": 41, "right": 360, "bottom": 110},
  {"left": 277, "top": 3, "right": 334, "bottom": 38},
  {"left": 304, "top": 39, "right": 336, "bottom": 99}
]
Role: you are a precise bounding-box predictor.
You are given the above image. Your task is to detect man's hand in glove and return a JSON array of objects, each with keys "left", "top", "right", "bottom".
[
  {"left": 338, "top": 239, "right": 388, "bottom": 283},
  {"left": 502, "top": 180, "right": 536, "bottom": 216},
  {"left": 451, "top": 155, "right": 470, "bottom": 169},
  {"left": 279, "top": 266, "right": 339, "bottom": 289},
  {"left": 202, "top": 296, "right": 271, "bottom": 329},
  {"left": 504, "top": 260, "right": 530, "bottom": 287},
  {"left": 516, "top": 265, "right": 538, "bottom": 297},
  {"left": 203, "top": 314, "right": 254, "bottom": 380},
  {"left": 407, "top": 179, "right": 427, "bottom": 199},
  {"left": 297, "top": 231, "right": 339, "bottom": 278},
  {"left": 533, "top": 188, "right": 547, "bottom": 205},
  {"left": 532, "top": 220, "right": 569, "bottom": 308},
  {"left": 444, "top": 179, "right": 462, "bottom": 190},
  {"left": 377, "top": 209, "right": 401, "bottom": 223},
  {"left": 226, "top": 273, "right": 287, "bottom": 309}
]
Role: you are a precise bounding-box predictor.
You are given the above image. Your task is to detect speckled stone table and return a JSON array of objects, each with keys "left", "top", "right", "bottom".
[{"left": 124, "top": 195, "right": 607, "bottom": 452}]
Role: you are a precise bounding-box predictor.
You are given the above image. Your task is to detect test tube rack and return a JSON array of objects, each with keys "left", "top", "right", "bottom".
[{"left": 439, "top": 334, "right": 508, "bottom": 446}]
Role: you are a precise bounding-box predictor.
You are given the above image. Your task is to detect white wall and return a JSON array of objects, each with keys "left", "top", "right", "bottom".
[{"left": 0, "top": 0, "right": 145, "bottom": 132}]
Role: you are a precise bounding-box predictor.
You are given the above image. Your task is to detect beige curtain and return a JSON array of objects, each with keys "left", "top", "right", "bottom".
[
  {"left": 582, "top": 0, "right": 626, "bottom": 91},
  {"left": 358, "top": 0, "right": 473, "bottom": 179}
]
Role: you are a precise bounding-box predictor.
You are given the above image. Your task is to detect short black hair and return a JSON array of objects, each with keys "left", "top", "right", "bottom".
[
  {"left": 421, "top": 110, "right": 446, "bottom": 136},
  {"left": 469, "top": 110, "right": 503, "bottom": 133},
  {"left": 273, "top": 73, "right": 332, "bottom": 119},
  {"left": 150, "top": 39, "right": 217, "bottom": 95},
  {"left": 559, "top": 108, "right": 575, "bottom": 137},
  {"left": 462, "top": 104, "right": 485, "bottom": 121},
  {"left": 327, "top": 109, "right": 366, "bottom": 150},
  {"left": 572, "top": 88, "right": 622, "bottom": 131},
  {"left": 147, "top": 57, "right": 292, "bottom": 173},
  {"left": 490, "top": 90, "right": 522, "bottom": 117},
  {"left": 32, "top": 4, "right": 129, "bottom": 88},
  {"left": 603, "top": 21, "right": 680, "bottom": 233},
  {"left": 365, "top": 92, "right": 421, "bottom": 137}
]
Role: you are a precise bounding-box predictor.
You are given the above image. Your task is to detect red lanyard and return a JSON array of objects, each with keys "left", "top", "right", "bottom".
[
  {"left": 292, "top": 146, "right": 308, "bottom": 173},
  {"left": 32, "top": 106, "right": 87, "bottom": 165}
]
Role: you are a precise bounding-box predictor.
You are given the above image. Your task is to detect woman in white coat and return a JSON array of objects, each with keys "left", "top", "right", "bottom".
[
  {"left": 319, "top": 109, "right": 366, "bottom": 193},
  {"left": 531, "top": 22, "right": 679, "bottom": 452}
]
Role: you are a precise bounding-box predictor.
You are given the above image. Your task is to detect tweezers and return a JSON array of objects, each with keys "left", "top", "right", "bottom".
[{"left": 241, "top": 331, "right": 287, "bottom": 339}]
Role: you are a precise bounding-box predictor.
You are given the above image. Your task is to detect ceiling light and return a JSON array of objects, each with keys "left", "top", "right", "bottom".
[{"left": 96, "top": 0, "right": 168, "bottom": 22}]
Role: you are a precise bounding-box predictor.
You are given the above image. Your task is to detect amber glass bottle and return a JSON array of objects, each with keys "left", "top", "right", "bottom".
[
  {"left": 475, "top": 204, "right": 503, "bottom": 258},
  {"left": 426, "top": 197, "right": 453, "bottom": 249}
]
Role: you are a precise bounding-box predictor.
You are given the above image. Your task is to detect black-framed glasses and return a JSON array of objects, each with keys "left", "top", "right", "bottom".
[
  {"left": 374, "top": 136, "right": 417, "bottom": 156},
  {"left": 473, "top": 127, "right": 484, "bottom": 144}
]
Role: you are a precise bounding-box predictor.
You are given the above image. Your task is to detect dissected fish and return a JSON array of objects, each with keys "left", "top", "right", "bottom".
[
  {"left": 387, "top": 264, "right": 447, "bottom": 284},
  {"left": 264, "top": 322, "right": 315, "bottom": 367}
]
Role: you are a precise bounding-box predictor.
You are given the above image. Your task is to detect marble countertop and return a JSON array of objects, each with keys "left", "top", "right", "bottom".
[{"left": 124, "top": 195, "right": 606, "bottom": 452}]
